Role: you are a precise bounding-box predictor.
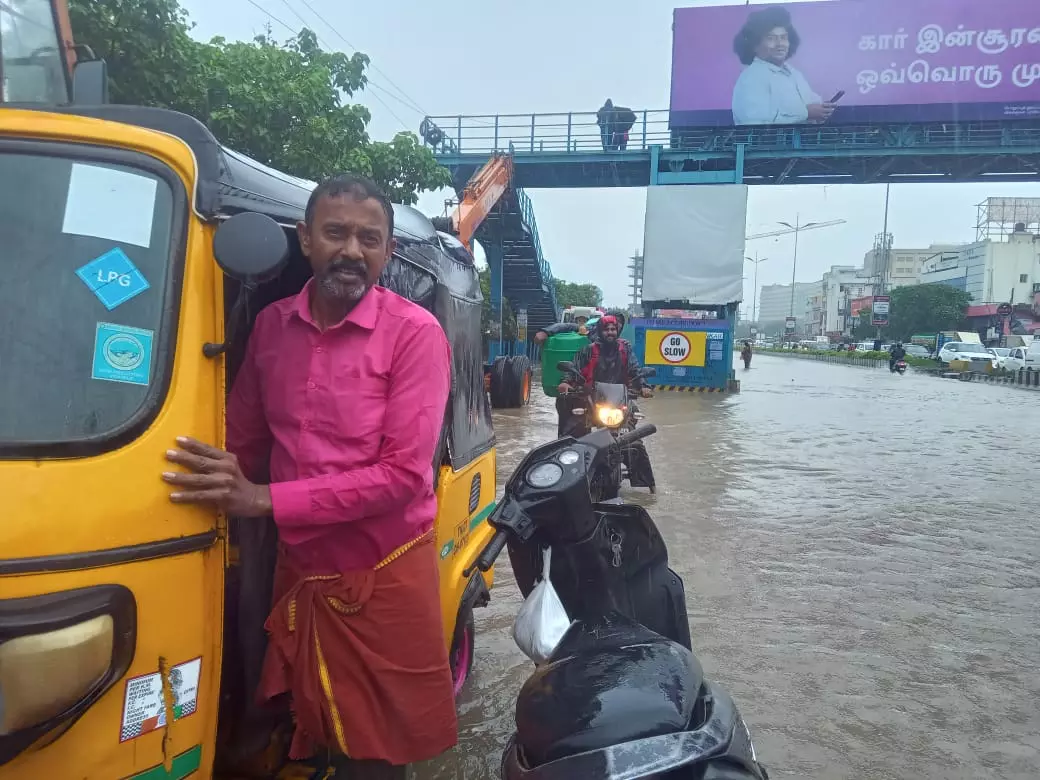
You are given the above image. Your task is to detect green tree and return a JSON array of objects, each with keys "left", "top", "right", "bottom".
[
  {"left": 887, "top": 284, "right": 971, "bottom": 340},
  {"left": 68, "top": 0, "right": 449, "bottom": 202},
  {"left": 554, "top": 280, "right": 603, "bottom": 309},
  {"left": 852, "top": 307, "right": 880, "bottom": 341}
]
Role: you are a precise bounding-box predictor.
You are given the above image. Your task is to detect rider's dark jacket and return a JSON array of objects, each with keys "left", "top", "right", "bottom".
[{"left": 573, "top": 339, "right": 644, "bottom": 387}]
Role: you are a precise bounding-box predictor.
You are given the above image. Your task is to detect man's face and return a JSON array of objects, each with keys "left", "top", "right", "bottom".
[
  {"left": 601, "top": 322, "right": 619, "bottom": 343},
  {"left": 298, "top": 193, "right": 395, "bottom": 305},
  {"left": 756, "top": 26, "right": 790, "bottom": 65}
]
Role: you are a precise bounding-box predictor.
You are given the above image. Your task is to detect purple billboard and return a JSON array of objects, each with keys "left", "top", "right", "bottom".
[{"left": 670, "top": 0, "right": 1040, "bottom": 128}]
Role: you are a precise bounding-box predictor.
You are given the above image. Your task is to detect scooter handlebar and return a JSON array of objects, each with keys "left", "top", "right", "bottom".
[
  {"left": 465, "top": 529, "right": 509, "bottom": 577},
  {"left": 617, "top": 424, "right": 657, "bottom": 447}
]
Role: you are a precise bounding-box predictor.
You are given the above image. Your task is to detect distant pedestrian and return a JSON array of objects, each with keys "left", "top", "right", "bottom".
[{"left": 596, "top": 99, "right": 615, "bottom": 151}]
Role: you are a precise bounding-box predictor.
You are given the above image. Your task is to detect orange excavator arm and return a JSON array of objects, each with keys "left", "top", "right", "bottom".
[
  {"left": 53, "top": 0, "right": 78, "bottom": 71},
  {"left": 452, "top": 152, "right": 513, "bottom": 247}
]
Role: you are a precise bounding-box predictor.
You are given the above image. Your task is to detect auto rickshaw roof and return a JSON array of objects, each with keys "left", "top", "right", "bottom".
[{"left": 10, "top": 105, "right": 469, "bottom": 253}]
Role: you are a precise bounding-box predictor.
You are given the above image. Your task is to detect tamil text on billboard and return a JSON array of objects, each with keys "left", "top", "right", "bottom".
[{"left": 670, "top": 0, "right": 1040, "bottom": 128}]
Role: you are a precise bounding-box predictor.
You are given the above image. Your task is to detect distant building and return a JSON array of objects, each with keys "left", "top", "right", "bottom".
[
  {"left": 920, "top": 227, "right": 1039, "bottom": 304},
  {"left": 758, "top": 282, "right": 817, "bottom": 330},
  {"left": 863, "top": 242, "right": 966, "bottom": 290},
  {"left": 820, "top": 265, "right": 874, "bottom": 336}
]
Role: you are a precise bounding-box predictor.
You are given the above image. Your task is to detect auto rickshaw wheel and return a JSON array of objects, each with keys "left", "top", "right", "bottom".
[
  {"left": 449, "top": 610, "right": 476, "bottom": 697},
  {"left": 488, "top": 356, "right": 510, "bottom": 408},
  {"left": 505, "top": 355, "right": 532, "bottom": 407}
]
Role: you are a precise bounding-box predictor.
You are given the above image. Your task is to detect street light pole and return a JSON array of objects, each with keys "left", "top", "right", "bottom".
[{"left": 745, "top": 253, "right": 768, "bottom": 324}]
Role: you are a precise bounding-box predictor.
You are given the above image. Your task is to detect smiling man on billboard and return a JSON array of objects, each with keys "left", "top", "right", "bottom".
[{"left": 731, "top": 6, "right": 837, "bottom": 126}]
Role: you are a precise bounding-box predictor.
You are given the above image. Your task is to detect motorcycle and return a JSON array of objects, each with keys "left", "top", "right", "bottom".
[
  {"left": 890, "top": 359, "right": 907, "bottom": 375},
  {"left": 464, "top": 425, "right": 768, "bottom": 780},
  {"left": 556, "top": 360, "right": 657, "bottom": 497}
]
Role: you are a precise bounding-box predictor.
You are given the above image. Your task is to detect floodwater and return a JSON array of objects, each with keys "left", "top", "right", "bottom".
[{"left": 416, "top": 355, "right": 1040, "bottom": 780}]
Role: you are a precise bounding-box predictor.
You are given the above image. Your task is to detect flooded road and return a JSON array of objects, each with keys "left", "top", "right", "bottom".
[{"left": 417, "top": 355, "right": 1040, "bottom": 779}]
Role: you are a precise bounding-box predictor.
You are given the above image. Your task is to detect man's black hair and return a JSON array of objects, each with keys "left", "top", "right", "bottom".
[
  {"left": 304, "top": 173, "right": 395, "bottom": 236},
  {"left": 733, "top": 6, "right": 800, "bottom": 66}
]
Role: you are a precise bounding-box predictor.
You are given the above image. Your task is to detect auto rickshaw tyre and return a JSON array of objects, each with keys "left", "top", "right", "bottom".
[
  {"left": 504, "top": 355, "right": 532, "bottom": 407},
  {"left": 449, "top": 609, "right": 476, "bottom": 697},
  {"left": 488, "top": 356, "right": 510, "bottom": 408}
]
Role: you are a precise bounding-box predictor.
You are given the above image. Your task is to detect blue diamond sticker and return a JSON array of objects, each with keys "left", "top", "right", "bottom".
[{"left": 75, "top": 248, "right": 151, "bottom": 310}]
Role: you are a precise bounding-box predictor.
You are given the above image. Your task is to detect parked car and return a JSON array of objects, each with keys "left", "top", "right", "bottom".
[
  {"left": 1025, "top": 340, "right": 1040, "bottom": 370},
  {"left": 904, "top": 344, "right": 931, "bottom": 359},
  {"left": 937, "top": 341, "right": 996, "bottom": 369},
  {"left": 1004, "top": 346, "right": 1029, "bottom": 372},
  {"left": 987, "top": 347, "right": 1012, "bottom": 369}
]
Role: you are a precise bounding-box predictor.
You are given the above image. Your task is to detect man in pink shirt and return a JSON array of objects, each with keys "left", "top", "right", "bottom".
[{"left": 163, "top": 175, "right": 457, "bottom": 779}]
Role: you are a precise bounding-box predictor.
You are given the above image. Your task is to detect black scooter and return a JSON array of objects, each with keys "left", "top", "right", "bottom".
[
  {"left": 557, "top": 361, "right": 657, "bottom": 497},
  {"left": 465, "top": 426, "right": 768, "bottom": 780}
]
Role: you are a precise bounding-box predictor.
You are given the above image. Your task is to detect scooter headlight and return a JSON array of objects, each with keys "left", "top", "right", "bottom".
[
  {"left": 527, "top": 462, "right": 564, "bottom": 488},
  {"left": 597, "top": 406, "right": 625, "bottom": 427}
]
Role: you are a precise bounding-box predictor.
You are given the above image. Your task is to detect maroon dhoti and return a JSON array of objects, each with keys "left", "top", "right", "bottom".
[{"left": 259, "top": 533, "right": 459, "bottom": 764}]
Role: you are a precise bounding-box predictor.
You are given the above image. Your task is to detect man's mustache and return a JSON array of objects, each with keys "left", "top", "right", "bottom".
[{"left": 324, "top": 259, "right": 367, "bottom": 278}]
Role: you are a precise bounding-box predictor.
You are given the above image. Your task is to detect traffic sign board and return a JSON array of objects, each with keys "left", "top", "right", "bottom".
[{"left": 659, "top": 332, "right": 691, "bottom": 363}]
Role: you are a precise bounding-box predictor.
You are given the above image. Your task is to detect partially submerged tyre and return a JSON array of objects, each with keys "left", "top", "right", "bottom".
[
  {"left": 488, "top": 355, "right": 532, "bottom": 408},
  {"left": 449, "top": 610, "right": 476, "bottom": 697}
]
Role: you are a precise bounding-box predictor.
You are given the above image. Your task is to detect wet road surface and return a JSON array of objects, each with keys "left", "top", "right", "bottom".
[{"left": 416, "top": 355, "right": 1040, "bottom": 779}]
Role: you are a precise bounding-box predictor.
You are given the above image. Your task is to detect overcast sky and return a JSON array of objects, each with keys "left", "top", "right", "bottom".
[{"left": 178, "top": 0, "right": 1038, "bottom": 307}]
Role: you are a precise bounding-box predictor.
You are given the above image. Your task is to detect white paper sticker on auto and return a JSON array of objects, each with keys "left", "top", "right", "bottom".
[{"left": 119, "top": 657, "right": 202, "bottom": 742}]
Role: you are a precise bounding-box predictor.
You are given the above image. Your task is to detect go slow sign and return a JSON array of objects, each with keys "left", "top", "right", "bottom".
[
  {"left": 660, "top": 332, "right": 691, "bottom": 363},
  {"left": 644, "top": 329, "right": 708, "bottom": 368}
]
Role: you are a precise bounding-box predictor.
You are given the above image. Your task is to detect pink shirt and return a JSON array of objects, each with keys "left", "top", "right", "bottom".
[{"left": 227, "top": 281, "right": 451, "bottom": 573}]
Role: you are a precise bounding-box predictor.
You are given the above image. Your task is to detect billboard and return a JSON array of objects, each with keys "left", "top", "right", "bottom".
[
  {"left": 642, "top": 185, "right": 747, "bottom": 304},
  {"left": 872, "top": 295, "right": 891, "bottom": 326},
  {"left": 670, "top": 0, "right": 1040, "bottom": 128}
]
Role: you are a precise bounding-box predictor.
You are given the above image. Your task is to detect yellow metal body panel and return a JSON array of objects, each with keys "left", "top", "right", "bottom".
[
  {"left": 0, "top": 109, "right": 225, "bottom": 777},
  {"left": 434, "top": 450, "right": 497, "bottom": 646}
]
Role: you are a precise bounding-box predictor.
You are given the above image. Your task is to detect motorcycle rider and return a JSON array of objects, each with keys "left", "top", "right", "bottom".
[
  {"left": 557, "top": 315, "right": 651, "bottom": 438},
  {"left": 889, "top": 341, "right": 907, "bottom": 370}
]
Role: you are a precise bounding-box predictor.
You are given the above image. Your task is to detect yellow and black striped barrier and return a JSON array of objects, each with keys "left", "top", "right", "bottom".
[{"left": 653, "top": 382, "right": 740, "bottom": 393}]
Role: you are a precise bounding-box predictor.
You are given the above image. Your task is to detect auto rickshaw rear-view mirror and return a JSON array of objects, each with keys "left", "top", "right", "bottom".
[{"left": 213, "top": 212, "right": 289, "bottom": 283}]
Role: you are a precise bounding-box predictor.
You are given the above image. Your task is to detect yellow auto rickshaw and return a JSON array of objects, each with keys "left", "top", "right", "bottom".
[{"left": 0, "top": 101, "right": 497, "bottom": 778}]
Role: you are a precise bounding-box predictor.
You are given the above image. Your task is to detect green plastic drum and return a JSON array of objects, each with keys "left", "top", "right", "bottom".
[{"left": 541, "top": 331, "right": 589, "bottom": 397}]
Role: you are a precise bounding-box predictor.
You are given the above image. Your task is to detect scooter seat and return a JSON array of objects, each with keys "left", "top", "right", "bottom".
[{"left": 514, "top": 612, "right": 703, "bottom": 768}]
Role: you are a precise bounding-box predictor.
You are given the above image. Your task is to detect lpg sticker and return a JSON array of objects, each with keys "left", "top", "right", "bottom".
[
  {"left": 119, "top": 657, "right": 201, "bottom": 743},
  {"left": 92, "top": 322, "right": 154, "bottom": 386},
  {"left": 75, "top": 248, "right": 151, "bottom": 310}
]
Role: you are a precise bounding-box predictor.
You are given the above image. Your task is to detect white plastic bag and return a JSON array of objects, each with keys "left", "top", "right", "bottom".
[{"left": 512, "top": 547, "right": 572, "bottom": 665}]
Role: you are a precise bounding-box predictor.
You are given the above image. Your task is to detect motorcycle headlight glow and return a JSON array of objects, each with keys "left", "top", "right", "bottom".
[
  {"left": 558, "top": 449, "right": 580, "bottom": 466},
  {"left": 527, "top": 462, "right": 564, "bottom": 488},
  {"left": 597, "top": 406, "right": 625, "bottom": 427}
]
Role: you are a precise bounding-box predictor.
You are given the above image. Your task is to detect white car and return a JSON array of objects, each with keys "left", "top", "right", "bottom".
[
  {"left": 987, "top": 347, "right": 1012, "bottom": 369},
  {"left": 937, "top": 341, "right": 996, "bottom": 369},
  {"left": 1004, "top": 346, "right": 1029, "bottom": 372},
  {"left": 1026, "top": 340, "right": 1040, "bottom": 370}
]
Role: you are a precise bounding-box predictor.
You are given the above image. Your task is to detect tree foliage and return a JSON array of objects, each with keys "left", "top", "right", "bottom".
[
  {"left": 554, "top": 280, "right": 603, "bottom": 309},
  {"left": 887, "top": 284, "right": 971, "bottom": 340},
  {"left": 68, "top": 0, "right": 449, "bottom": 202}
]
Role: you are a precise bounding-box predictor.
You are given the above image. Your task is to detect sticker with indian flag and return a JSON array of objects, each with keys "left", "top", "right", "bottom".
[{"left": 119, "top": 657, "right": 202, "bottom": 742}]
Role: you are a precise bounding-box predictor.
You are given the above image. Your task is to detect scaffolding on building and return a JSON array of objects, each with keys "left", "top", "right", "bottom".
[
  {"left": 976, "top": 197, "right": 1040, "bottom": 241},
  {"left": 628, "top": 250, "right": 644, "bottom": 309}
]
